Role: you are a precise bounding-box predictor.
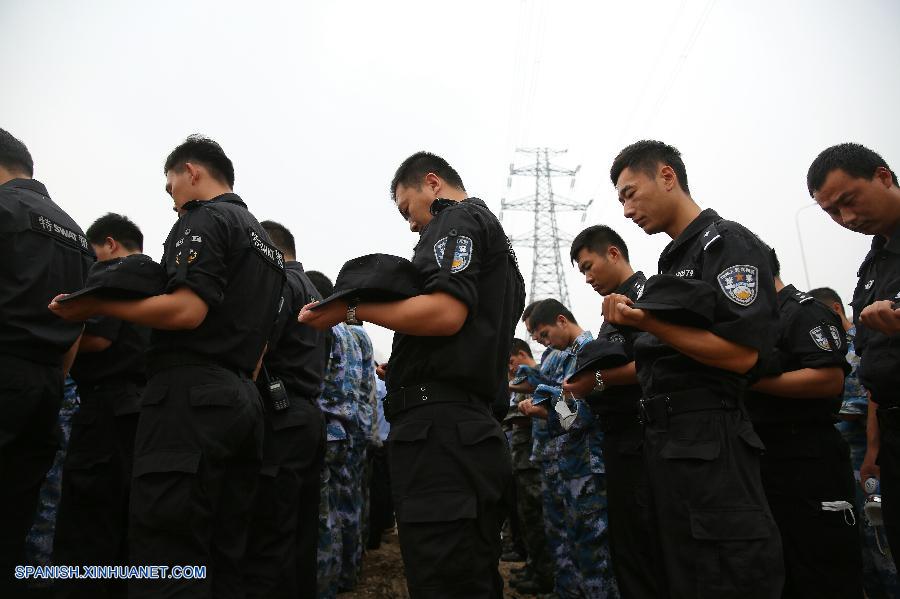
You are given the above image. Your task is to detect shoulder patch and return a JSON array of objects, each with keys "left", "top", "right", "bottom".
[
  {"left": 29, "top": 212, "right": 91, "bottom": 254},
  {"left": 608, "top": 332, "right": 626, "bottom": 344},
  {"left": 791, "top": 290, "right": 814, "bottom": 304},
  {"left": 249, "top": 228, "right": 285, "bottom": 270},
  {"left": 717, "top": 265, "right": 758, "bottom": 306},
  {"left": 434, "top": 235, "right": 474, "bottom": 273},
  {"left": 701, "top": 223, "right": 723, "bottom": 251},
  {"left": 809, "top": 324, "right": 843, "bottom": 352}
]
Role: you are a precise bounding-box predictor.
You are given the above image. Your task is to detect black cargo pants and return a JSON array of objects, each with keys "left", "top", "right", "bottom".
[
  {"left": 128, "top": 363, "right": 264, "bottom": 599},
  {"left": 641, "top": 396, "right": 785, "bottom": 598},
  {"left": 0, "top": 354, "right": 62, "bottom": 594},
  {"left": 53, "top": 379, "right": 141, "bottom": 598},
  {"left": 387, "top": 388, "right": 512, "bottom": 598}
]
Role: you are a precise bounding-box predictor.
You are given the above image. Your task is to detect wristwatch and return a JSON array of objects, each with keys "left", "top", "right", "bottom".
[
  {"left": 593, "top": 369, "right": 606, "bottom": 393},
  {"left": 345, "top": 299, "right": 362, "bottom": 326}
]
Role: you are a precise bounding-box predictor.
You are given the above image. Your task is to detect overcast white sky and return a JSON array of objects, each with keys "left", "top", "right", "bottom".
[{"left": 4, "top": 0, "right": 899, "bottom": 358}]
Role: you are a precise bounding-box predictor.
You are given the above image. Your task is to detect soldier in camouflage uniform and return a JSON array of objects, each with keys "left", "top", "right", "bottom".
[
  {"left": 811, "top": 287, "right": 900, "bottom": 598},
  {"left": 507, "top": 338, "right": 554, "bottom": 594},
  {"left": 515, "top": 326, "right": 578, "bottom": 598},
  {"left": 23, "top": 376, "right": 80, "bottom": 583},
  {"left": 315, "top": 323, "right": 357, "bottom": 599},
  {"left": 342, "top": 325, "right": 376, "bottom": 591},
  {"left": 527, "top": 299, "right": 618, "bottom": 599}
]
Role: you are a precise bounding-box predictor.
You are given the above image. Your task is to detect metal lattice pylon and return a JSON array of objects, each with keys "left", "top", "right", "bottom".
[{"left": 501, "top": 148, "right": 592, "bottom": 306}]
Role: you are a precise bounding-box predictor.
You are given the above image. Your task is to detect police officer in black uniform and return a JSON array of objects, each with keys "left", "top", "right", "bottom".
[
  {"left": 244, "top": 220, "right": 327, "bottom": 599},
  {"left": 564, "top": 224, "right": 662, "bottom": 599},
  {"left": 54, "top": 214, "right": 153, "bottom": 598},
  {"left": 808, "top": 142, "right": 900, "bottom": 573},
  {"left": 51, "top": 135, "right": 285, "bottom": 598},
  {"left": 604, "top": 140, "right": 784, "bottom": 597},
  {"left": 0, "top": 128, "right": 93, "bottom": 593},
  {"left": 746, "top": 249, "right": 863, "bottom": 597},
  {"left": 300, "top": 151, "right": 525, "bottom": 598}
]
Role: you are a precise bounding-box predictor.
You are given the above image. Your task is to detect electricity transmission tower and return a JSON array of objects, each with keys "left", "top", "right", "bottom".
[{"left": 501, "top": 148, "right": 592, "bottom": 306}]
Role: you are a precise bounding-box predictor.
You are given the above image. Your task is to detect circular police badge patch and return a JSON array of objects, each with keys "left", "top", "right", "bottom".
[
  {"left": 717, "top": 265, "right": 758, "bottom": 306},
  {"left": 434, "top": 236, "right": 474, "bottom": 273}
]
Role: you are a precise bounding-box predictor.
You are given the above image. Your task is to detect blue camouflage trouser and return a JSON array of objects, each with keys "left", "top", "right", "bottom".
[
  {"left": 24, "top": 377, "right": 80, "bottom": 571},
  {"left": 562, "top": 472, "right": 619, "bottom": 598},
  {"left": 318, "top": 440, "right": 348, "bottom": 599},
  {"left": 338, "top": 433, "right": 365, "bottom": 591},
  {"left": 540, "top": 457, "right": 580, "bottom": 598}
]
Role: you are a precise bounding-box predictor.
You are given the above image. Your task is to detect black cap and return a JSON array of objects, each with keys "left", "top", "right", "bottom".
[
  {"left": 58, "top": 254, "right": 168, "bottom": 303},
  {"left": 631, "top": 274, "right": 716, "bottom": 328},
  {"left": 311, "top": 253, "right": 421, "bottom": 310},
  {"left": 569, "top": 338, "right": 631, "bottom": 380}
]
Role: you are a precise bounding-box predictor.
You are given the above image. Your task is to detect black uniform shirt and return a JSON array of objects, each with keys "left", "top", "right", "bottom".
[
  {"left": 587, "top": 271, "right": 647, "bottom": 415},
  {"left": 0, "top": 178, "right": 93, "bottom": 364},
  {"left": 386, "top": 198, "right": 526, "bottom": 406},
  {"left": 264, "top": 261, "right": 328, "bottom": 398},
  {"left": 852, "top": 230, "right": 900, "bottom": 406},
  {"left": 633, "top": 208, "right": 777, "bottom": 397},
  {"left": 746, "top": 284, "right": 850, "bottom": 424},
  {"left": 70, "top": 315, "right": 150, "bottom": 387},
  {"left": 151, "top": 194, "right": 286, "bottom": 375}
]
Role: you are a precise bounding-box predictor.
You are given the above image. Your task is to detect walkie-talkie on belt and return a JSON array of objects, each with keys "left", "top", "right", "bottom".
[{"left": 260, "top": 364, "right": 290, "bottom": 412}]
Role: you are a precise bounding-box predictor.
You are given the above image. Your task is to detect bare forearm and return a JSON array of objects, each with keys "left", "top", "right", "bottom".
[
  {"left": 98, "top": 288, "right": 207, "bottom": 330},
  {"left": 643, "top": 316, "right": 757, "bottom": 373},
  {"left": 357, "top": 292, "right": 467, "bottom": 336},
  {"left": 62, "top": 332, "right": 82, "bottom": 377},
  {"left": 867, "top": 395, "right": 880, "bottom": 454},
  {"left": 600, "top": 362, "right": 637, "bottom": 386},
  {"left": 751, "top": 367, "right": 844, "bottom": 398}
]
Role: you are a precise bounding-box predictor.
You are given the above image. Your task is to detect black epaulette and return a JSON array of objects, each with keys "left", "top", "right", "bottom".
[
  {"left": 789, "top": 289, "right": 815, "bottom": 304},
  {"left": 700, "top": 220, "right": 726, "bottom": 251}
]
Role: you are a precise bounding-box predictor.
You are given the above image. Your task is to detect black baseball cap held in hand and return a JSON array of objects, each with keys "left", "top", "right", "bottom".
[
  {"left": 630, "top": 274, "right": 717, "bottom": 328},
  {"left": 311, "top": 253, "right": 422, "bottom": 310},
  {"left": 57, "top": 254, "right": 168, "bottom": 303}
]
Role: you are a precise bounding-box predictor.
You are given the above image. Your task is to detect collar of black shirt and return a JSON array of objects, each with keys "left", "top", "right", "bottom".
[
  {"left": 660, "top": 208, "right": 722, "bottom": 259},
  {"left": 1, "top": 177, "right": 49, "bottom": 197},
  {"left": 872, "top": 226, "right": 900, "bottom": 255},
  {"left": 615, "top": 271, "right": 645, "bottom": 296},
  {"left": 184, "top": 193, "right": 247, "bottom": 211}
]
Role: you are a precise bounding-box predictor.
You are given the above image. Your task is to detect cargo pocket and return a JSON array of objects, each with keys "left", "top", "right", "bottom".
[
  {"left": 189, "top": 384, "right": 239, "bottom": 408},
  {"left": 270, "top": 405, "right": 309, "bottom": 432},
  {"left": 131, "top": 451, "right": 201, "bottom": 533},
  {"left": 141, "top": 385, "right": 167, "bottom": 407},
  {"left": 457, "top": 420, "right": 505, "bottom": 447},
  {"left": 62, "top": 452, "right": 113, "bottom": 503},
  {"left": 690, "top": 507, "right": 774, "bottom": 594},
  {"left": 395, "top": 491, "right": 479, "bottom": 589},
  {"left": 660, "top": 439, "right": 720, "bottom": 461},
  {"left": 387, "top": 420, "right": 432, "bottom": 494}
]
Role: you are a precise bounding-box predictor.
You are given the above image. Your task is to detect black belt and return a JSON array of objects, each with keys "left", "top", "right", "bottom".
[
  {"left": 597, "top": 411, "right": 641, "bottom": 433},
  {"left": 383, "top": 381, "right": 487, "bottom": 419},
  {"left": 639, "top": 390, "right": 741, "bottom": 425},
  {"left": 147, "top": 350, "right": 249, "bottom": 379}
]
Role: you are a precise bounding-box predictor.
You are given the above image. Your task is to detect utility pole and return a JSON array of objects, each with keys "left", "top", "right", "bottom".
[{"left": 501, "top": 148, "right": 592, "bottom": 306}]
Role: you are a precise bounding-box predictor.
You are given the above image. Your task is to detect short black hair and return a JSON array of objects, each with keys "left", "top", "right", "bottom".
[
  {"left": 0, "top": 128, "right": 34, "bottom": 178},
  {"left": 529, "top": 298, "right": 577, "bottom": 328},
  {"left": 522, "top": 300, "right": 543, "bottom": 323},
  {"left": 86, "top": 213, "right": 143, "bottom": 252},
  {"left": 510, "top": 338, "right": 533, "bottom": 358},
  {"left": 164, "top": 134, "right": 235, "bottom": 188},
  {"left": 390, "top": 151, "right": 465, "bottom": 201},
  {"left": 570, "top": 225, "right": 630, "bottom": 264},
  {"left": 260, "top": 220, "right": 295, "bottom": 257},
  {"left": 610, "top": 140, "right": 690, "bottom": 194},
  {"left": 306, "top": 271, "right": 334, "bottom": 299},
  {"left": 806, "top": 142, "right": 898, "bottom": 197},
  {"left": 808, "top": 287, "right": 845, "bottom": 314}
]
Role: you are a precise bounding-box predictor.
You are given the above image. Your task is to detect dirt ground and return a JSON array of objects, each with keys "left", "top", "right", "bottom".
[{"left": 338, "top": 529, "right": 530, "bottom": 599}]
